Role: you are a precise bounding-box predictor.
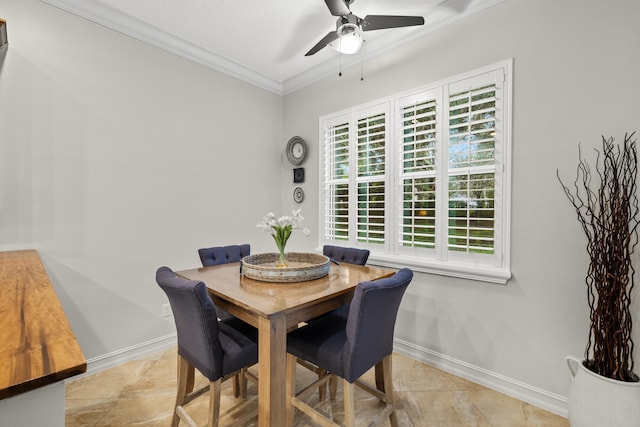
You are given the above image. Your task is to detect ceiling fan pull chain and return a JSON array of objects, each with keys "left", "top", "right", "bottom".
[
  {"left": 360, "top": 58, "right": 364, "bottom": 81},
  {"left": 339, "top": 53, "right": 342, "bottom": 76}
]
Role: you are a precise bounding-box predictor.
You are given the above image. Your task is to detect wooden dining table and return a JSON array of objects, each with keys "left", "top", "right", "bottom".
[{"left": 175, "top": 260, "right": 395, "bottom": 427}]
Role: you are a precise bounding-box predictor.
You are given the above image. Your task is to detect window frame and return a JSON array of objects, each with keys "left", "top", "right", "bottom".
[{"left": 319, "top": 59, "right": 513, "bottom": 284}]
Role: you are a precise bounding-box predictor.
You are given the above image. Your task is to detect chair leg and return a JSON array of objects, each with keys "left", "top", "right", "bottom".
[
  {"left": 317, "top": 366, "right": 327, "bottom": 402},
  {"left": 231, "top": 371, "right": 242, "bottom": 398},
  {"left": 329, "top": 375, "right": 338, "bottom": 400},
  {"left": 208, "top": 378, "right": 222, "bottom": 427},
  {"left": 240, "top": 368, "right": 248, "bottom": 398},
  {"left": 343, "top": 379, "right": 355, "bottom": 427},
  {"left": 175, "top": 354, "right": 230, "bottom": 427},
  {"left": 286, "top": 354, "right": 297, "bottom": 427},
  {"left": 231, "top": 366, "right": 252, "bottom": 398},
  {"left": 297, "top": 358, "right": 328, "bottom": 401},
  {"left": 375, "top": 361, "right": 385, "bottom": 392},
  {"left": 173, "top": 355, "right": 192, "bottom": 427},
  {"left": 381, "top": 355, "right": 398, "bottom": 427}
]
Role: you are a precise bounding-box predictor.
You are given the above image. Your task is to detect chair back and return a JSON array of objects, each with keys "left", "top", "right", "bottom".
[
  {"left": 198, "top": 244, "right": 250, "bottom": 267},
  {"left": 156, "top": 266, "right": 223, "bottom": 381},
  {"left": 323, "top": 245, "right": 370, "bottom": 265},
  {"left": 343, "top": 268, "right": 413, "bottom": 382}
]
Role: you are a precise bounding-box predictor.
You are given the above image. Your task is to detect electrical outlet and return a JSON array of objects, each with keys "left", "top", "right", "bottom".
[{"left": 162, "top": 303, "right": 172, "bottom": 318}]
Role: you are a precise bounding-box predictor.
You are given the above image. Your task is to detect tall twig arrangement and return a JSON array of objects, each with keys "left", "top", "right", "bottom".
[{"left": 558, "top": 132, "right": 639, "bottom": 382}]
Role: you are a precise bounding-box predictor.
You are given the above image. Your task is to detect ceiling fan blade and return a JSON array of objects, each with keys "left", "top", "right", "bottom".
[
  {"left": 305, "top": 31, "right": 340, "bottom": 56},
  {"left": 324, "top": 0, "right": 351, "bottom": 16},
  {"left": 362, "top": 15, "right": 425, "bottom": 31}
]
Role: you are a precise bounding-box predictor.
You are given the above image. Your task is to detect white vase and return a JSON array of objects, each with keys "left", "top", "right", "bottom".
[{"left": 566, "top": 355, "right": 640, "bottom": 427}]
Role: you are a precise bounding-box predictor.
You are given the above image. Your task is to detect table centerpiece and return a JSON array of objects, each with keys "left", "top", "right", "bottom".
[
  {"left": 244, "top": 210, "right": 329, "bottom": 283},
  {"left": 256, "top": 209, "right": 310, "bottom": 267}
]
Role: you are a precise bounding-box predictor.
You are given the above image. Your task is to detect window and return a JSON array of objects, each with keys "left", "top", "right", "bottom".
[{"left": 320, "top": 60, "right": 512, "bottom": 284}]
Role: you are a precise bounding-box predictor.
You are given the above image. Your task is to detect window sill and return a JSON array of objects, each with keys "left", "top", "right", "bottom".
[{"left": 366, "top": 254, "right": 511, "bottom": 285}]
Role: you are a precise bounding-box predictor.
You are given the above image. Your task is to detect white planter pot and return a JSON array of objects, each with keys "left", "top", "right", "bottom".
[{"left": 566, "top": 355, "right": 640, "bottom": 427}]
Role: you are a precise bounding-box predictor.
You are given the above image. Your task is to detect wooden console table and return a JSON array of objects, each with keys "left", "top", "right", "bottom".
[{"left": 0, "top": 249, "right": 86, "bottom": 400}]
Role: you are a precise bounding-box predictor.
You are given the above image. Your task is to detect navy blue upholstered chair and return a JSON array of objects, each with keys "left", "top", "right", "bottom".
[
  {"left": 297, "top": 245, "right": 371, "bottom": 400},
  {"left": 156, "top": 267, "right": 258, "bottom": 427},
  {"left": 197, "top": 244, "right": 250, "bottom": 321},
  {"left": 285, "top": 268, "right": 413, "bottom": 427},
  {"left": 321, "top": 245, "right": 370, "bottom": 319},
  {"left": 322, "top": 245, "right": 370, "bottom": 266},
  {"left": 198, "top": 244, "right": 250, "bottom": 267}
]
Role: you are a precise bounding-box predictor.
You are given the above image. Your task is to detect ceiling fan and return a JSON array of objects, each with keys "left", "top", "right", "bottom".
[{"left": 306, "top": 0, "right": 425, "bottom": 56}]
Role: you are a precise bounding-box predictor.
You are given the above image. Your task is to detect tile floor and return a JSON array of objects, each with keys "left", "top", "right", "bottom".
[{"left": 65, "top": 346, "right": 569, "bottom": 426}]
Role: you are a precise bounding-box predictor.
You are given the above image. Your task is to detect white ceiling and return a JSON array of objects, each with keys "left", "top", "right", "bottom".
[{"left": 40, "top": 0, "right": 502, "bottom": 95}]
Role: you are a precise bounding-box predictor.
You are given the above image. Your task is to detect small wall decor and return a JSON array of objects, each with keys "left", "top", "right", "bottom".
[
  {"left": 293, "top": 187, "right": 304, "bottom": 203},
  {"left": 0, "top": 19, "right": 8, "bottom": 52},
  {"left": 293, "top": 167, "right": 304, "bottom": 183},
  {"left": 286, "top": 136, "right": 307, "bottom": 165}
]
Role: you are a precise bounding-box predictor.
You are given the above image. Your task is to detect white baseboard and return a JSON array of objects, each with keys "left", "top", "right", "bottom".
[
  {"left": 393, "top": 338, "right": 568, "bottom": 418},
  {"left": 66, "top": 334, "right": 177, "bottom": 382}
]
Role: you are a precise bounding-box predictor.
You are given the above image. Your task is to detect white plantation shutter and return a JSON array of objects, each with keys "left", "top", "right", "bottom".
[
  {"left": 320, "top": 60, "right": 511, "bottom": 284},
  {"left": 323, "top": 117, "right": 350, "bottom": 241},
  {"left": 447, "top": 172, "right": 495, "bottom": 253},
  {"left": 356, "top": 111, "right": 387, "bottom": 244},
  {"left": 398, "top": 92, "right": 439, "bottom": 249},
  {"left": 446, "top": 71, "right": 502, "bottom": 256},
  {"left": 448, "top": 84, "right": 497, "bottom": 169},
  {"left": 357, "top": 113, "right": 386, "bottom": 177}
]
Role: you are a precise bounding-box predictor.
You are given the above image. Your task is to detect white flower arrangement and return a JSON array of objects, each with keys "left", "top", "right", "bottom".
[{"left": 257, "top": 209, "right": 311, "bottom": 266}]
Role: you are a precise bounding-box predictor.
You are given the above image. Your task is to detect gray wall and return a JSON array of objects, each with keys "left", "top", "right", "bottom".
[
  {"left": 282, "top": 0, "right": 640, "bottom": 413},
  {"left": 0, "top": 0, "right": 283, "bottom": 359}
]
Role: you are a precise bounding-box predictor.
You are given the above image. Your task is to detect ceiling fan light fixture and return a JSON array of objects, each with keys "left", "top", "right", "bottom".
[
  {"left": 329, "top": 23, "right": 363, "bottom": 54},
  {"left": 305, "top": 0, "right": 424, "bottom": 57}
]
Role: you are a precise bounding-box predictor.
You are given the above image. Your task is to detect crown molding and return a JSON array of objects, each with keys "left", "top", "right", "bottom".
[
  {"left": 39, "top": 0, "right": 285, "bottom": 95},
  {"left": 40, "top": 0, "right": 503, "bottom": 97}
]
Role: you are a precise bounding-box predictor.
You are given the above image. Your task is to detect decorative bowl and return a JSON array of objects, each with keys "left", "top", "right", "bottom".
[{"left": 241, "top": 252, "right": 330, "bottom": 283}]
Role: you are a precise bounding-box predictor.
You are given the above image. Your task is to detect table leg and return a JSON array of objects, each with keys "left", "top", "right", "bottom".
[{"left": 258, "top": 314, "right": 287, "bottom": 427}]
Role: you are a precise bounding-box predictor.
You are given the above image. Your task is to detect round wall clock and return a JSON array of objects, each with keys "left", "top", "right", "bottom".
[
  {"left": 293, "top": 187, "right": 304, "bottom": 203},
  {"left": 286, "top": 136, "right": 307, "bottom": 165}
]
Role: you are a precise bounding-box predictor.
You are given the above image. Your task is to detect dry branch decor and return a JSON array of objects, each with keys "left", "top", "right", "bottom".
[{"left": 558, "top": 132, "right": 639, "bottom": 383}]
